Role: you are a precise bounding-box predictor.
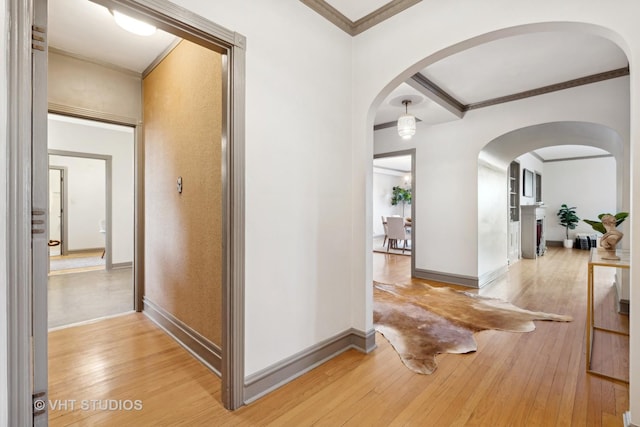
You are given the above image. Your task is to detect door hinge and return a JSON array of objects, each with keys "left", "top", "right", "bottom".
[
  {"left": 32, "top": 25, "right": 46, "bottom": 52},
  {"left": 32, "top": 209, "right": 46, "bottom": 235},
  {"left": 33, "top": 391, "right": 47, "bottom": 418}
]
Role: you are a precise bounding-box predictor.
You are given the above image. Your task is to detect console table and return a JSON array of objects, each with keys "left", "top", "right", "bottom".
[{"left": 586, "top": 248, "right": 629, "bottom": 383}]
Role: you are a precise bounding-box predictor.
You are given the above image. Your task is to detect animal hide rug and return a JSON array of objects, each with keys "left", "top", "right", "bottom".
[{"left": 373, "top": 281, "right": 573, "bottom": 374}]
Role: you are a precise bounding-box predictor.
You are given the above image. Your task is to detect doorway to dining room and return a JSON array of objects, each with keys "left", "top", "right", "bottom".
[{"left": 373, "top": 149, "right": 416, "bottom": 274}]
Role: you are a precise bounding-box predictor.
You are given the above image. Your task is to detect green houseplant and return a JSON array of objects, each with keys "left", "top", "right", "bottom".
[
  {"left": 557, "top": 204, "right": 580, "bottom": 248},
  {"left": 583, "top": 212, "right": 628, "bottom": 234},
  {"left": 391, "top": 186, "right": 412, "bottom": 217}
]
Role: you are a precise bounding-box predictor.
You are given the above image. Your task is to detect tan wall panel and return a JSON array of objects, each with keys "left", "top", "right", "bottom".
[
  {"left": 48, "top": 50, "right": 142, "bottom": 121},
  {"left": 143, "top": 40, "right": 222, "bottom": 345}
]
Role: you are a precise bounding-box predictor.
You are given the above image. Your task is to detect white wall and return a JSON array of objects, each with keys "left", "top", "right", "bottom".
[
  {"left": 49, "top": 155, "right": 106, "bottom": 251},
  {"left": 48, "top": 115, "right": 134, "bottom": 264},
  {"left": 173, "top": 0, "right": 354, "bottom": 376},
  {"left": 477, "top": 160, "right": 508, "bottom": 277},
  {"left": 373, "top": 169, "right": 408, "bottom": 236},
  {"left": 544, "top": 157, "right": 617, "bottom": 241}
]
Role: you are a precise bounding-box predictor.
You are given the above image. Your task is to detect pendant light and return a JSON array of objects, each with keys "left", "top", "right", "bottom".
[{"left": 397, "top": 99, "right": 416, "bottom": 140}]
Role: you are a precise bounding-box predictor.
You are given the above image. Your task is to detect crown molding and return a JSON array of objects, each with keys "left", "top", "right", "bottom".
[
  {"left": 300, "top": 0, "right": 422, "bottom": 36},
  {"left": 541, "top": 154, "right": 614, "bottom": 163}
]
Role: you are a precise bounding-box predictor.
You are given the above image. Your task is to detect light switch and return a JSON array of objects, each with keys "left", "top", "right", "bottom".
[{"left": 177, "top": 176, "right": 183, "bottom": 193}]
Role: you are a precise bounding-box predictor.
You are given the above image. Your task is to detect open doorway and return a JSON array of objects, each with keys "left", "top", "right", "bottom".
[
  {"left": 373, "top": 150, "right": 416, "bottom": 270},
  {"left": 48, "top": 154, "right": 107, "bottom": 275},
  {"left": 47, "top": 115, "right": 135, "bottom": 328},
  {"left": 8, "top": 0, "right": 246, "bottom": 419}
]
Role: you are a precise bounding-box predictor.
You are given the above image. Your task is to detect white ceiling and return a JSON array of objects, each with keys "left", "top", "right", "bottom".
[
  {"left": 49, "top": 0, "right": 628, "bottom": 162},
  {"left": 420, "top": 32, "right": 627, "bottom": 105},
  {"left": 374, "top": 31, "right": 627, "bottom": 128},
  {"left": 49, "top": 0, "right": 177, "bottom": 73},
  {"left": 374, "top": 155, "right": 412, "bottom": 172},
  {"left": 534, "top": 145, "right": 610, "bottom": 161}
]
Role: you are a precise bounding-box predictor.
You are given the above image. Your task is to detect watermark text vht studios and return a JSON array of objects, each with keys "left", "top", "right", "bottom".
[{"left": 34, "top": 399, "right": 143, "bottom": 412}]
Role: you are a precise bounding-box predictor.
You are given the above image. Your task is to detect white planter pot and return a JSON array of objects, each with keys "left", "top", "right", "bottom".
[{"left": 563, "top": 239, "right": 574, "bottom": 249}]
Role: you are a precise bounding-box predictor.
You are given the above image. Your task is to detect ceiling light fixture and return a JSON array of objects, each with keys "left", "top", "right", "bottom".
[
  {"left": 112, "top": 10, "right": 157, "bottom": 36},
  {"left": 397, "top": 99, "right": 416, "bottom": 140}
]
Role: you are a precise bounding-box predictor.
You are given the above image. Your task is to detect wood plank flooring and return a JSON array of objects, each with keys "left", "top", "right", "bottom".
[{"left": 48, "top": 247, "right": 629, "bottom": 426}]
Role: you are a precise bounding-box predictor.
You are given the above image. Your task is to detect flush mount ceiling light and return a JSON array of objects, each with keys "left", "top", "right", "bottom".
[
  {"left": 112, "top": 10, "right": 157, "bottom": 36},
  {"left": 397, "top": 99, "right": 416, "bottom": 140}
]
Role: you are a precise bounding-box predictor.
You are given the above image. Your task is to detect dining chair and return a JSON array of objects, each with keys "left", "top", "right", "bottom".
[
  {"left": 386, "top": 216, "right": 407, "bottom": 253},
  {"left": 381, "top": 216, "right": 388, "bottom": 246}
]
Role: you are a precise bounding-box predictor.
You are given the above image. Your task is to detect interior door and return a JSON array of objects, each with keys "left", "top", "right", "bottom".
[{"left": 32, "top": 0, "right": 49, "bottom": 424}]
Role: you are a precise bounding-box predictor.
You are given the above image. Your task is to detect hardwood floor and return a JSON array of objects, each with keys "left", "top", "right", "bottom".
[{"left": 48, "top": 247, "right": 629, "bottom": 426}]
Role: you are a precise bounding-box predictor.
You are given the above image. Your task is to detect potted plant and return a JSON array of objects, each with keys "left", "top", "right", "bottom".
[
  {"left": 584, "top": 212, "right": 628, "bottom": 258},
  {"left": 583, "top": 212, "right": 628, "bottom": 234},
  {"left": 391, "top": 186, "right": 412, "bottom": 217},
  {"left": 557, "top": 204, "right": 580, "bottom": 248}
]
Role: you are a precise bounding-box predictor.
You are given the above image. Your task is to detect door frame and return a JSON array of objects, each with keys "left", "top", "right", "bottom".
[
  {"left": 373, "top": 149, "right": 416, "bottom": 276},
  {"left": 6, "top": 0, "right": 247, "bottom": 422},
  {"left": 48, "top": 150, "right": 113, "bottom": 270},
  {"left": 48, "top": 165, "right": 68, "bottom": 256}
]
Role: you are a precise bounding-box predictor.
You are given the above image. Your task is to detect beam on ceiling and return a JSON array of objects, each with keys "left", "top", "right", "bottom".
[
  {"left": 408, "top": 73, "right": 465, "bottom": 118},
  {"left": 466, "top": 66, "right": 630, "bottom": 110}
]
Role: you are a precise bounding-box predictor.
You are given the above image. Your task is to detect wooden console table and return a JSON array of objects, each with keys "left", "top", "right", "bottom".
[{"left": 586, "top": 248, "right": 630, "bottom": 383}]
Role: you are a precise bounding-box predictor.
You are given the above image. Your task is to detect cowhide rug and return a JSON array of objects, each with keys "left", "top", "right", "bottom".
[{"left": 373, "top": 281, "right": 572, "bottom": 374}]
